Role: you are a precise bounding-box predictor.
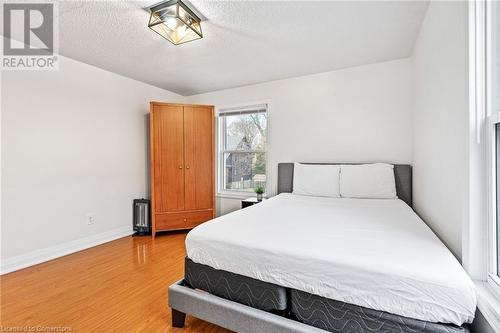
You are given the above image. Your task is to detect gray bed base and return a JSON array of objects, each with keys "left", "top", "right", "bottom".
[
  {"left": 169, "top": 280, "right": 326, "bottom": 333},
  {"left": 171, "top": 258, "right": 469, "bottom": 333},
  {"left": 168, "top": 280, "right": 469, "bottom": 333}
]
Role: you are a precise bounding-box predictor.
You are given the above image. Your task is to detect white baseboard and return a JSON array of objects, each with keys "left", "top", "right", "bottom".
[{"left": 0, "top": 226, "right": 134, "bottom": 275}]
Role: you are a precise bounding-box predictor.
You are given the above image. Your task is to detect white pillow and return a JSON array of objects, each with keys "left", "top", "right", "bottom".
[
  {"left": 293, "top": 163, "right": 340, "bottom": 197},
  {"left": 340, "top": 163, "right": 397, "bottom": 199}
]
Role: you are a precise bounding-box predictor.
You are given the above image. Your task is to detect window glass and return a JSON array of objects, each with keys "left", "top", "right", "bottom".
[
  {"left": 492, "top": 2, "right": 500, "bottom": 114},
  {"left": 492, "top": 2, "right": 500, "bottom": 277},
  {"left": 223, "top": 152, "right": 266, "bottom": 192},
  {"left": 497, "top": 123, "right": 500, "bottom": 275},
  {"left": 219, "top": 108, "right": 267, "bottom": 193},
  {"left": 224, "top": 113, "right": 267, "bottom": 151}
]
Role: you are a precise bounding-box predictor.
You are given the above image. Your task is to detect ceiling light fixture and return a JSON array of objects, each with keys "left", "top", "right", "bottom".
[{"left": 148, "top": 0, "right": 203, "bottom": 45}]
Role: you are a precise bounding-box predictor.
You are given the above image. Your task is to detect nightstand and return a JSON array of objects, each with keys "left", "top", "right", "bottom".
[{"left": 241, "top": 197, "right": 266, "bottom": 209}]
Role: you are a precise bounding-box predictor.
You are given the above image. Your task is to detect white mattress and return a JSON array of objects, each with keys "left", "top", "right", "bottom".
[{"left": 186, "top": 193, "right": 476, "bottom": 326}]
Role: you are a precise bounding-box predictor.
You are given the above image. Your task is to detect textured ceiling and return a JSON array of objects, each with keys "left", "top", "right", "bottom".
[{"left": 54, "top": 0, "right": 428, "bottom": 96}]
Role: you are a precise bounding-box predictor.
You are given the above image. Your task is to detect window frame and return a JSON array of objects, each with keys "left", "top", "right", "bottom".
[
  {"left": 217, "top": 104, "right": 268, "bottom": 198},
  {"left": 487, "top": 114, "right": 500, "bottom": 295},
  {"left": 485, "top": 0, "right": 500, "bottom": 297},
  {"left": 468, "top": 2, "right": 500, "bottom": 329}
]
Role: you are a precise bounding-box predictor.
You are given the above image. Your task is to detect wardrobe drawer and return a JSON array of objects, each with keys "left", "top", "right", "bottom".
[{"left": 155, "top": 210, "right": 213, "bottom": 231}]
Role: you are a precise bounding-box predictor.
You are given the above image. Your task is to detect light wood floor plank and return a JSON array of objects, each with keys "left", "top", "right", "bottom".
[{"left": 0, "top": 232, "right": 230, "bottom": 333}]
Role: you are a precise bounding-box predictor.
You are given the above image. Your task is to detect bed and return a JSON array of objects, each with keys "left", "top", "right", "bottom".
[{"left": 168, "top": 163, "right": 476, "bottom": 333}]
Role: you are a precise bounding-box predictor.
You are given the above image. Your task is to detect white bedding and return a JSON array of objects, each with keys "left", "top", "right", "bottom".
[{"left": 186, "top": 193, "right": 476, "bottom": 326}]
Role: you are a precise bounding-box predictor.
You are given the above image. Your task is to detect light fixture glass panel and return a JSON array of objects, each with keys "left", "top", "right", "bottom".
[
  {"left": 156, "top": 4, "right": 177, "bottom": 21},
  {"left": 178, "top": 5, "right": 190, "bottom": 23},
  {"left": 189, "top": 20, "right": 202, "bottom": 36},
  {"left": 148, "top": 0, "right": 202, "bottom": 45},
  {"left": 177, "top": 5, "right": 202, "bottom": 36}
]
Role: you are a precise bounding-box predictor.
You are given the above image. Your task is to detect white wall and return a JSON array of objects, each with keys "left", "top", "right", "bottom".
[
  {"left": 187, "top": 59, "right": 413, "bottom": 215},
  {"left": 411, "top": 1, "right": 468, "bottom": 260},
  {"left": 1, "top": 55, "right": 185, "bottom": 273},
  {"left": 412, "top": 3, "right": 498, "bottom": 332},
  {"left": 0, "top": 56, "right": 413, "bottom": 269}
]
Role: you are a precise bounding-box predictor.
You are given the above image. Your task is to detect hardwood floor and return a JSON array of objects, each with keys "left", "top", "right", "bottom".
[{"left": 0, "top": 232, "right": 231, "bottom": 333}]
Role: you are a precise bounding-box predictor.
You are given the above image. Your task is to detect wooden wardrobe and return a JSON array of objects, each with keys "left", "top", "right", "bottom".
[{"left": 150, "top": 102, "right": 215, "bottom": 237}]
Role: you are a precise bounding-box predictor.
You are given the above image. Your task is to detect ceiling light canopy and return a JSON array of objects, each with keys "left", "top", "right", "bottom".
[{"left": 148, "top": 0, "right": 202, "bottom": 45}]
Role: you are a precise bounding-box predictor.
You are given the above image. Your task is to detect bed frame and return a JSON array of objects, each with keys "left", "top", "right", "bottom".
[
  {"left": 168, "top": 163, "right": 468, "bottom": 333},
  {"left": 169, "top": 280, "right": 326, "bottom": 333},
  {"left": 170, "top": 257, "right": 468, "bottom": 333}
]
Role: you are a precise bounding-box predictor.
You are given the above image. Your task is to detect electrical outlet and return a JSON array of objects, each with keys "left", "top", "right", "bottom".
[{"left": 86, "top": 214, "right": 95, "bottom": 225}]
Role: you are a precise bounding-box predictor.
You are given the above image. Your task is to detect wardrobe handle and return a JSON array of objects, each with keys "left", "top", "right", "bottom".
[
  {"left": 178, "top": 165, "right": 183, "bottom": 169},
  {"left": 186, "top": 165, "right": 190, "bottom": 170}
]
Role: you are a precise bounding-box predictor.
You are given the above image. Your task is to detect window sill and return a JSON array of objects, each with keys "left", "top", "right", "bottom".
[
  {"left": 474, "top": 280, "right": 500, "bottom": 332},
  {"left": 217, "top": 192, "right": 257, "bottom": 200}
]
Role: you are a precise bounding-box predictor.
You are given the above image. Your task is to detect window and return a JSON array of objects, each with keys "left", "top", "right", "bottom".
[
  {"left": 218, "top": 104, "right": 267, "bottom": 194},
  {"left": 493, "top": 1, "right": 500, "bottom": 279},
  {"left": 486, "top": 0, "right": 500, "bottom": 287},
  {"left": 496, "top": 124, "right": 500, "bottom": 277}
]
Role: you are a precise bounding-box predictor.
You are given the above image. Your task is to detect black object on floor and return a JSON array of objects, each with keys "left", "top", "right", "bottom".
[{"left": 133, "top": 198, "right": 151, "bottom": 236}]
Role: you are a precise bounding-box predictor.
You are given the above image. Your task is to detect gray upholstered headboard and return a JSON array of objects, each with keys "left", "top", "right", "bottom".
[{"left": 277, "top": 163, "right": 413, "bottom": 207}]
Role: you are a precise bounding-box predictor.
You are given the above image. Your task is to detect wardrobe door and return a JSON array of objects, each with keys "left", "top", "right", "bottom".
[
  {"left": 183, "top": 106, "right": 214, "bottom": 211},
  {"left": 152, "top": 104, "right": 185, "bottom": 212}
]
